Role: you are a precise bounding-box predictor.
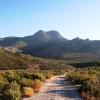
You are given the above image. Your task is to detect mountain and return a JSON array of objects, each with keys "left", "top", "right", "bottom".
[
  {"left": 0, "top": 30, "right": 100, "bottom": 60},
  {"left": 23, "top": 30, "right": 65, "bottom": 42},
  {"left": 22, "top": 30, "right": 67, "bottom": 57}
]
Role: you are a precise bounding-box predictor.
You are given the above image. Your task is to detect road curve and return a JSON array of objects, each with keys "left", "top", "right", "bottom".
[{"left": 23, "top": 76, "right": 82, "bottom": 100}]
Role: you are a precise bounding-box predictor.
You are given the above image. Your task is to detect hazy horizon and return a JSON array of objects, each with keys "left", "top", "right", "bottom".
[{"left": 0, "top": 0, "right": 100, "bottom": 40}]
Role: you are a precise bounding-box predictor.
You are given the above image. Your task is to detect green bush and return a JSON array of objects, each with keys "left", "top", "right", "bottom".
[
  {"left": 66, "top": 72, "right": 91, "bottom": 84},
  {"left": 92, "top": 86, "right": 100, "bottom": 97},
  {"left": 20, "top": 78, "right": 32, "bottom": 87},
  {"left": 2, "top": 81, "right": 21, "bottom": 100},
  {"left": 45, "top": 73, "right": 52, "bottom": 79},
  {"left": 0, "top": 75, "right": 7, "bottom": 90},
  {"left": 5, "top": 71, "right": 20, "bottom": 83},
  {"left": 21, "top": 72, "right": 46, "bottom": 81},
  {"left": 31, "top": 73, "right": 46, "bottom": 82},
  {"left": 79, "top": 81, "right": 91, "bottom": 93},
  {"left": 21, "top": 72, "right": 32, "bottom": 79},
  {"left": 67, "top": 70, "right": 100, "bottom": 99}
]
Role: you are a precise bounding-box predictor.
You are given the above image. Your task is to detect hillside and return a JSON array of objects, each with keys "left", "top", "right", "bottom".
[
  {"left": 0, "top": 30, "right": 100, "bottom": 59},
  {"left": 0, "top": 48, "right": 70, "bottom": 71}
]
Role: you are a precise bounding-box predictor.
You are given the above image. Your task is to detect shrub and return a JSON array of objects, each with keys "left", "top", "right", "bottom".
[
  {"left": 79, "top": 81, "right": 91, "bottom": 93},
  {"left": 0, "top": 75, "right": 7, "bottom": 92},
  {"left": 32, "top": 80, "right": 42, "bottom": 93},
  {"left": 21, "top": 72, "right": 46, "bottom": 82},
  {"left": 22, "top": 87, "right": 33, "bottom": 97},
  {"left": 21, "top": 72, "right": 32, "bottom": 79},
  {"left": 66, "top": 68, "right": 100, "bottom": 100},
  {"left": 20, "top": 78, "right": 32, "bottom": 87},
  {"left": 5, "top": 71, "right": 20, "bottom": 83},
  {"left": 31, "top": 73, "right": 45, "bottom": 82},
  {"left": 66, "top": 71, "right": 91, "bottom": 84},
  {"left": 2, "top": 81, "right": 21, "bottom": 100},
  {"left": 92, "top": 86, "right": 100, "bottom": 97},
  {"left": 45, "top": 73, "right": 52, "bottom": 79}
]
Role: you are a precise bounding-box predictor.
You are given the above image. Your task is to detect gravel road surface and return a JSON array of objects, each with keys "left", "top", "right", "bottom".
[{"left": 23, "top": 76, "right": 82, "bottom": 100}]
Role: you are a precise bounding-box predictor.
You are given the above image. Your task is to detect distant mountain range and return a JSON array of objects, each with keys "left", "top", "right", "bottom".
[{"left": 0, "top": 30, "right": 100, "bottom": 59}]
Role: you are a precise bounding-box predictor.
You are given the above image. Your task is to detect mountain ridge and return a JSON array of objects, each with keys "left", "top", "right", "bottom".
[{"left": 0, "top": 30, "right": 100, "bottom": 59}]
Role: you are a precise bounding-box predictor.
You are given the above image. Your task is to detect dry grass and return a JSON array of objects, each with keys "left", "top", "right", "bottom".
[
  {"left": 31, "top": 80, "right": 42, "bottom": 93},
  {"left": 22, "top": 87, "right": 34, "bottom": 97}
]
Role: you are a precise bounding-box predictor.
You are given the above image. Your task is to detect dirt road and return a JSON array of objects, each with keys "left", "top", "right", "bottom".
[{"left": 23, "top": 76, "right": 82, "bottom": 100}]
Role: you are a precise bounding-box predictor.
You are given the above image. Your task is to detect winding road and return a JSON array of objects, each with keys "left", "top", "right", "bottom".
[{"left": 23, "top": 76, "right": 82, "bottom": 100}]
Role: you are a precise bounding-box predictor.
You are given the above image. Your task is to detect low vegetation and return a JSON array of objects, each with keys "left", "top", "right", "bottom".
[
  {"left": 22, "top": 87, "right": 34, "bottom": 97},
  {"left": 0, "top": 48, "right": 70, "bottom": 100},
  {"left": 66, "top": 68, "right": 100, "bottom": 100},
  {"left": 70, "top": 61, "right": 100, "bottom": 68},
  {"left": 1, "top": 48, "right": 100, "bottom": 100},
  {"left": 0, "top": 70, "right": 62, "bottom": 100},
  {"left": 0, "top": 48, "right": 70, "bottom": 71},
  {"left": 2, "top": 81, "right": 21, "bottom": 100},
  {"left": 32, "top": 80, "right": 42, "bottom": 93}
]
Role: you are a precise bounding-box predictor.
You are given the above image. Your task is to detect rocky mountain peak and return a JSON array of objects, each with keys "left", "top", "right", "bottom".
[{"left": 33, "top": 30, "right": 64, "bottom": 41}]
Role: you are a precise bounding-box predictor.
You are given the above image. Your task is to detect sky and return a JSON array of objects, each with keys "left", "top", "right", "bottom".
[{"left": 0, "top": 0, "right": 100, "bottom": 40}]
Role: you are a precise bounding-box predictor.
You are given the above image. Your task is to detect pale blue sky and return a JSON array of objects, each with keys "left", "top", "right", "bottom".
[{"left": 0, "top": 0, "right": 100, "bottom": 40}]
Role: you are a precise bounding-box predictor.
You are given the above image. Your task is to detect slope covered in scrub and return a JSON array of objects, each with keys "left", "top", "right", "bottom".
[{"left": 0, "top": 48, "right": 71, "bottom": 71}]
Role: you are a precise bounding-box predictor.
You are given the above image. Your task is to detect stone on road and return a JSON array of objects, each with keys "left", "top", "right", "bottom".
[{"left": 23, "top": 76, "right": 82, "bottom": 100}]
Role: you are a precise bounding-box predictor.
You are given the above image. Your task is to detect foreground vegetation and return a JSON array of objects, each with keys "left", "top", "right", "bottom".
[
  {"left": 0, "top": 48, "right": 71, "bottom": 100},
  {"left": 1, "top": 48, "right": 100, "bottom": 100},
  {"left": 66, "top": 68, "right": 100, "bottom": 100},
  {"left": 0, "top": 70, "right": 62, "bottom": 100}
]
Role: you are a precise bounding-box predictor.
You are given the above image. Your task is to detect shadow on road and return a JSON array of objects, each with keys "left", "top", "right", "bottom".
[{"left": 45, "top": 77, "right": 81, "bottom": 99}]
